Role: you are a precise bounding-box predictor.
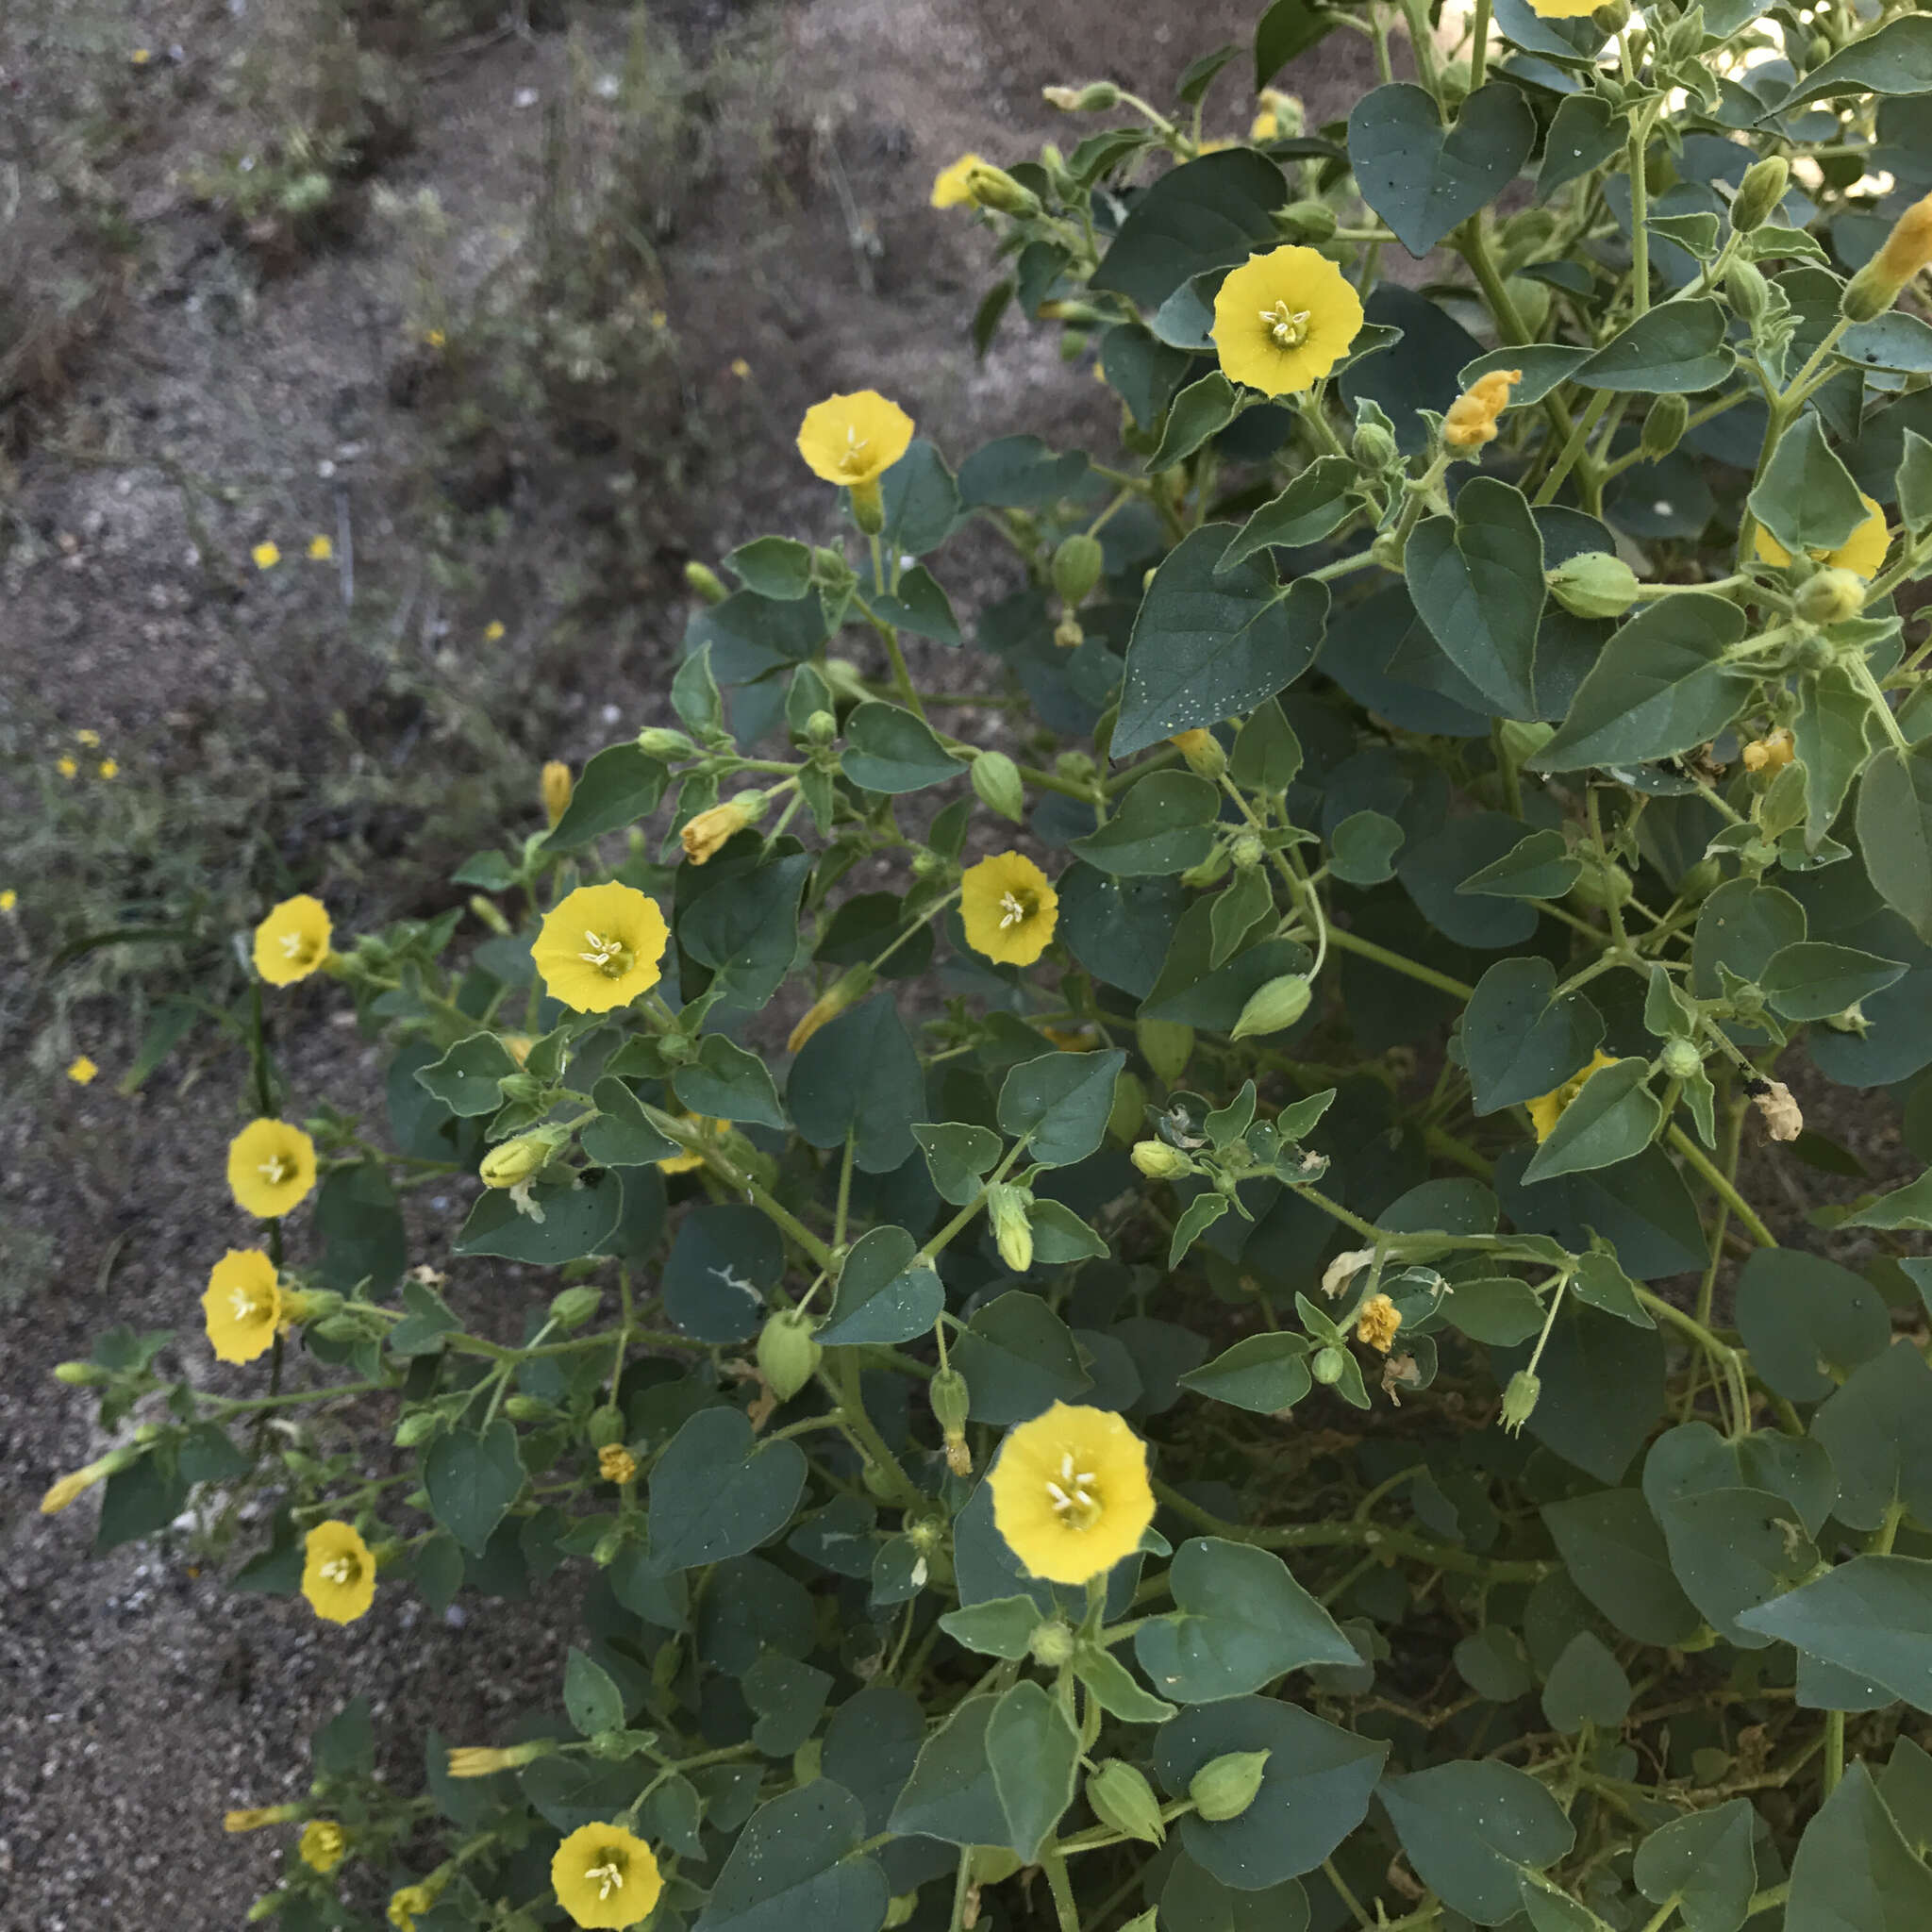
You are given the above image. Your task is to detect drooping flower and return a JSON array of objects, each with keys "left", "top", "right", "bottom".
[
  {"left": 552, "top": 1823, "right": 663, "bottom": 1930},
  {"left": 67, "top": 1056, "right": 98, "bottom": 1085},
  {"left": 961, "top": 852, "right": 1058, "bottom": 966},
  {"left": 253, "top": 894, "right": 334, "bottom": 986},
  {"left": 795, "top": 391, "right": 915, "bottom": 499},
  {"left": 40, "top": 1455, "right": 122, "bottom": 1514},
  {"left": 301, "top": 1521, "right": 377, "bottom": 1624},
  {"left": 533, "top": 882, "right": 669, "bottom": 1014},
  {"left": 1443, "top": 367, "right": 1523, "bottom": 449},
  {"left": 931, "top": 152, "right": 988, "bottom": 208},
  {"left": 680, "top": 792, "right": 765, "bottom": 865},
  {"left": 300, "top": 1820, "right": 347, "bottom": 1873},
  {"left": 988, "top": 1402, "right": 1156, "bottom": 1586},
  {"left": 1754, "top": 491, "right": 1890, "bottom": 578},
  {"left": 1212, "top": 246, "right": 1364, "bottom": 396},
  {"left": 1843, "top": 191, "right": 1932, "bottom": 319},
  {"left": 1526, "top": 1049, "right": 1617, "bottom": 1142},
  {"left": 1356, "top": 1292, "right": 1402, "bottom": 1354},
  {"left": 203, "top": 1248, "right": 307, "bottom": 1364},
  {"left": 227, "top": 1119, "right": 319, "bottom": 1218}
]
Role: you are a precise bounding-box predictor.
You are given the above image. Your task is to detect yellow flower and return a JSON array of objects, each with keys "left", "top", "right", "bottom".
[
  {"left": 729, "top": 356, "right": 752, "bottom": 379},
  {"left": 961, "top": 852, "right": 1058, "bottom": 966},
  {"left": 1356, "top": 1292, "right": 1402, "bottom": 1354},
  {"left": 1212, "top": 246, "right": 1364, "bottom": 397},
  {"left": 224, "top": 1805, "right": 301, "bottom": 1833},
  {"left": 796, "top": 391, "right": 915, "bottom": 491},
  {"left": 227, "top": 1118, "right": 319, "bottom": 1218},
  {"left": 300, "top": 1820, "right": 347, "bottom": 1874},
  {"left": 1525, "top": 0, "right": 1600, "bottom": 14},
  {"left": 130, "top": 46, "right": 153, "bottom": 64},
  {"left": 308, "top": 534, "right": 334, "bottom": 561},
  {"left": 424, "top": 328, "right": 446, "bottom": 349},
  {"left": 76, "top": 729, "right": 101, "bottom": 746},
  {"left": 58, "top": 755, "right": 78, "bottom": 778},
  {"left": 681, "top": 794, "right": 760, "bottom": 864},
  {"left": 1875, "top": 191, "right": 1932, "bottom": 285},
  {"left": 1169, "top": 728, "right": 1225, "bottom": 778},
  {"left": 252, "top": 541, "right": 281, "bottom": 571},
  {"left": 0, "top": 888, "right": 16, "bottom": 911},
  {"left": 203, "top": 1248, "right": 306, "bottom": 1364},
  {"left": 932, "top": 152, "right": 988, "bottom": 208},
  {"left": 1526, "top": 1049, "right": 1617, "bottom": 1142},
  {"left": 542, "top": 759, "right": 574, "bottom": 826},
  {"left": 657, "top": 1115, "right": 727, "bottom": 1175},
  {"left": 41, "top": 1457, "right": 116, "bottom": 1515},
  {"left": 388, "top": 1883, "right": 439, "bottom": 1932},
  {"left": 484, "top": 619, "right": 506, "bottom": 641},
  {"left": 67, "top": 1056, "right": 98, "bottom": 1086},
  {"left": 1754, "top": 491, "right": 1890, "bottom": 577},
  {"left": 1741, "top": 727, "right": 1795, "bottom": 774},
  {"left": 598, "top": 1443, "right": 638, "bottom": 1485},
  {"left": 302, "top": 1521, "right": 377, "bottom": 1624},
  {"left": 97, "top": 758, "right": 119, "bottom": 779},
  {"left": 253, "top": 894, "right": 334, "bottom": 985},
  {"left": 503, "top": 1033, "right": 533, "bottom": 1066},
  {"left": 989, "top": 1402, "right": 1155, "bottom": 1586},
  {"left": 447, "top": 1740, "right": 553, "bottom": 1777},
  {"left": 552, "top": 1823, "right": 663, "bottom": 1929},
  {"left": 533, "top": 882, "right": 669, "bottom": 1014},
  {"left": 1443, "top": 368, "right": 1523, "bottom": 449}
]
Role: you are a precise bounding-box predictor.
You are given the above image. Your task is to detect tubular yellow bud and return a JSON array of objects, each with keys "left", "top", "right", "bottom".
[
  {"left": 53, "top": 1360, "right": 108, "bottom": 1386},
  {"left": 987, "top": 1183, "right": 1035, "bottom": 1274},
  {"left": 468, "top": 893, "right": 512, "bottom": 936},
  {"left": 1169, "top": 728, "right": 1226, "bottom": 780},
  {"left": 683, "top": 560, "right": 727, "bottom": 604},
  {"left": 787, "top": 966, "right": 875, "bottom": 1054},
  {"left": 682, "top": 792, "right": 766, "bottom": 865},
  {"left": 541, "top": 760, "right": 573, "bottom": 827},
  {"left": 963, "top": 162, "right": 1041, "bottom": 218},
  {"left": 39, "top": 1449, "right": 133, "bottom": 1515},
  {"left": 446, "top": 1740, "right": 555, "bottom": 1778},
  {"left": 479, "top": 1135, "right": 551, "bottom": 1189},
  {"left": 1131, "top": 1139, "right": 1193, "bottom": 1180},
  {"left": 597, "top": 1443, "right": 638, "bottom": 1485},
  {"left": 1875, "top": 192, "right": 1932, "bottom": 287},
  {"left": 224, "top": 1805, "right": 303, "bottom": 1833},
  {"left": 637, "top": 725, "right": 696, "bottom": 759}
]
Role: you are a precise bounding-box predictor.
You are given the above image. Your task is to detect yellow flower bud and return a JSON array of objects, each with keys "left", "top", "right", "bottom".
[
  {"left": 681, "top": 792, "right": 765, "bottom": 865},
  {"left": 541, "top": 759, "right": 573, "bottom": 827},
  {"left": 1169, "top": 728, "right": 1226, "bottom": 780},
  {"left": 225, "top": 1805, "right": 302, "bottom": 1833},
  {"left": 987, "top": 1183, "right": 1035, "bottom": 1274},
  {"left": 787, "top": 966, "right": 875, "bottom": 1054},
  {"left": 1795, "top": 568, "right": 1865, "bottom": 626},
  {"left": 1131, "top": 1140, "right": 1193, "bottom": 1180},
  {"left": 479, "top": 1135, "right": 551, "bottom": 1189}
]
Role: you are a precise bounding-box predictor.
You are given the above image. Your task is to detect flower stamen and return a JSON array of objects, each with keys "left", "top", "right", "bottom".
[
  {"left": 258, "top": 1155, "right": 291, "bottom": 1185},
  {"left": 1261, "top": 299, "right": 1312, "bottom": 349},
  {"left": 586, "top": 1859, "right": 625, "bottom": 1900},
  {"left": 320, "top": 1554, "right": 358, "bottom": 1585},
  {"left": 998, "top": 890, "right": 1031, "bottom": 929},
  {"left": 577, "top": 929, "right": 632, "bottom": 977}
]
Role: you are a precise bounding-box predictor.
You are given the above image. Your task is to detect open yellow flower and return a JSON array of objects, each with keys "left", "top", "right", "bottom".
[
  {"left": 961, "top": 852, "right": 1058, "bottom": 967},
  {"left": 300, "top": 1820, "right": 347, "bottom": 1874},
  {"left": 1754, "top": 491, "right": 1890, "bottom": 578},
  {"left": 67, "top": 1056, "right": 98, "bottom": 1085},
  {"left": 796, "top": 391, "right": 915, "bottom": 491},
  {"left": 534, "top": 882, "right": 669, "bottom": 1014},
  {"left": 203, "top": 1247, "right": 308, "bottom": 1363},
  {"left": 1212, "top": 246, "right": 1364, "bottom": 396},
  {"left": 552, "top": 1823, "right": 663, "bottom": 1930},
  {"left": 302, "top": 1521, "right": 377, "bottom": 1624},
  {"left": 1526, "top": 1049, "right": 1617, "bottom": 1142},
  {"left": 989, "top": 1402, "right": 1155, "bottom": 1586},
  {"left": 253, "top": 894, "right": 333, "bottom": 985},
  {"left": 227, "top": 1119, "right": 318, "bottom": 1218},
  {"left": 931, "top": 153, "right": 987, "bottom": 208}
]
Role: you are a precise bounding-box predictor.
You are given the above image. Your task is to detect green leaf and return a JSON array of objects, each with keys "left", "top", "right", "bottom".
[
  {"left": 1532, "top": 593, "right": 1751, "bottom": 772},
  {"left": 1785, "top": 1762, "right": 1932, "bottom": 1931},
  {"left": 1521, "top": 1058, "right": 1660, "bottom": 1183},
  {"left": 1761, "top": 940, "right": 1906, "bottom": 1020},
  {"left": 680, "top": 849, "right": 812, "bottom": 1009},
  {"left": 953, "top": 1291, "right": 1091, "bottom": 1425},
  {"left": 987, "top": 1680, "right": 1080, "bottom": 1861},
  {"left": 1149, "top": 372, "right": 1242, "bottom": 472},
  {"left": 1653, "top": 1484, "right": 1818, "bottom": 1648},
  {"left": 1575, "top": 299, "right": 1735, "bottom": 392},
  {"left": 314, "top": 1160, "right": 407, "bottom": 1294},
  {"left": 1090, "top": 149, "right": 1288, "bottom": 310},
  {"left": 1135, "top": 1537, "right": 1357, "bottom": 1703},
  {"left": 1843, "top": 1170, "right": 1932, "bottom": 1230},
  {"left": 818, "top": 1224, "right": 943, "bottom": 1347},
  {"left": 1347, "top": 82, "right": 1536, "bottom": 258},
  {"left": 840, "top": 702, "right": 966, "bottom": 794},
  {"left": 1899, "top": 429, "right": 1932, "bottom": 535},
  {"left": 1073, "top": 771, "right": 1224, "bottom": 875},
  {"left": 1811, "top": 1341, "right": 1932, "bottom": 1531},
  {"left": 788, "top": 996, "right": 924, "bottom": 1174},
  {"left": 1770, "top": 12, "right": 1932, "bottom": 115},
  {"left": 582, "top": 1076, "right": 681, "bottom": 1167},
  {"left": 1734, "top": 1248, "right": 1892, "bottom": 1402},
  {"left": 1162, "top": 1858, "right": 1310, "bottom": 1932},
  {"left": 455, "top": 1170, "right": 625, "bottom": 1263},
  {"left": 1740, "top": 1557, "right": 1932, "bottom": 1714},
  {"left": 1542, "top": 1489, "right": 1704, "bottom": 1646},
  {"left": 1459, "top": 343, "right": 1593, "bottom": 407},
  {"left": 1443, "top": 1276, "right": 1549, "bottom": 1346},
  {"left": 674, "top": 1035, "right": 788, "bottom": 1129},
  {"left": 1844, "top": 312, "right": 1932, "bottom": 375},
  {"left": 388, "top": 1275, "right": 460, "bottom": 1357},
  {"left": 1168, "top": 1191, "right": 1233, "bottom": 1269},
  {"left": 425, "top": 1422, "right": 525, "bottom": 1556},
  {"left": 997, "top": 1049, "right": 1128, "bottom": 1167},
  {"left": 1463, "top": 957, "right": 1605, "bottom": 1115},
  {"left": 563, "top": 1646, "right": 626, "bottom": 1736},
  {"left": 1179, "top": 1332, "right": 1314, "bottom": 1414},
  {"left": 1074, "top": 1643, "right": 1176, "bottom": 1724},
  {"left": 1156, "top": 1697, "right": 1389, "bottom": 1887},
  {"left": 416, "top": 1032, "right": 521, "bottom": 1116},
  {"left": 1749, "top": 411, "right": 1871, "bottom": 557},
  {"left": 1541, "top": 1631, "right": 1631, "bottom": 1735},
  {"left": 958, "top": 434, "right": 1090, "bottom": 508},
  {"left": 1633, "top": 1800, "right": 1759, "bottom": 1932},
  {"left": 648, "top": 1407, "right": 808, "bottom": 1572},
  {"left": 1380, "top": 1761, "right": 1575, "bottom": 1924},
  {"left": 866, "top": 563, "right": 960, "bottom": 644},
  {"left": 725, "top": 535, "right": 813, "bottom": 600},
  {"left": 94, "top": 1453, "right": 187, "bottom": 1554},
  {"left": 313, "top": 1698, "right": 375, "bottom": 1775},
  {"left": 1538, "top": 93, "right": 1624, "bottom": 197},
  {"left": 1059, "top": 867, "right": 1183, "bottom": 1000},
  {"left": 1858, "top": 744, "right": 1932, "bottom": 941},
  {"left": 886, "top": 1695, "right": 1008, "bottom": 1845},
  {"left": 912, "top": 1121, "right": 1003, "bottom": 1207},
  {"left": 744, "top": 1654, "right": 831, "bottom": 1756},
  {"left": 1113, "top": 525, "right": 1326, "bottom": 758},
  {"left": 879, "top": 440, "right": 960, "bottom": 556},
  {"left": 1459, "top": 827, "right": 1583, "bottom": 899},
  {"left": 1220, "top": 457, "right": 1357, "bottom": 569},
  {"left": 1405, "top": 476, "right": 1545, "bottom": 718},
  {"left": 1256, "top": 0, "right": 1333, "bottom": 85},
  {"left": 937, "top": 1595, "right": 1041, "bottom": 1660},
  {"left": 1880, "top": 1739, "right": 1932, "bottom": 1857},
  {"left": 1328, "top": 808, "right": 1404, "bottom": 886},
  {"left": 543, "top": 742, "right": 668, "bottom": 849},
  {"left": 694, "top": 1781, "right": 890, "bottom": 1932},
  {"left": 663, "top": 1203, "right": 777, "bottom": 1342}
]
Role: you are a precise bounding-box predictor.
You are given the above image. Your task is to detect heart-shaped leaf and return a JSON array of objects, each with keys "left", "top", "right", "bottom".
[
  {"left": 648, "top": 1407, "right": 808, "bottom": 1572},
  {"left": 1463, "top": 957, "right": 1605, "bottom": 1115},
  {"left": 1348, "top": 82, "right": 1536, "bottom": 258}
]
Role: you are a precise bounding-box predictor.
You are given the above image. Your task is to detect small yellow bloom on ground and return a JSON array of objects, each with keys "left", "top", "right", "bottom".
[
  {"left": 1356, "top": 1292, "right": 1402, "bottom": 1354},
  {"left": 130, "top": 46, "right": 153, "bottom": 63},
  {"left": 0, "top": 888, "right": 16, "bottom": 911},
  {"left": 541, "top": 759, "right": 574, "bottom": 826},
  {"left": 796, "top": 391, "right": 915, "bottom": 490},
  {"left": 76, "top": 729, "right": 101, "bottom": 746},
  {"left": 729, "top": 356, "right": 751, "bottom": 379},
  {"left": 308, "top": 534, "right": 334, "bottom": 560},
  {"left": 252, "top": 541, "right": 281, "bottom": 571},
  {"left": 224, "top": 1805, "right": 300, "bottom": 1833},
  {"left": 97, "top": 758, "right": 119, "bottom": 779},
  {"left": 1212, "top": 246, "right": 1364, "bottom": 396},
  {"left": 598, "top": 1443, "right": 638, "bottom": 1485},
  {"left": 961, "top": 852, "right": 1058, "bottom": 966},
  {"left": 552, "top": 1823, "right": 663, "bottom": 1929},
  {"left": 67, "top": 1056, "right": 98, "bottom": 1085},
  {"left": 203, "top": 1248, "right": 301, "bottom": 1364},
  {"left": 302, "top": 1521, "right": 377, "bottom": 1624},
  {"left": 534, "top": 882, "right": 669, "bottom": 1013},
  {"left": 58, "top": 755, "right": 78, "bottom": 778},
  {"left": 1754, "top": 491, "right": 1890, "bottom": 577},
  {"left": 424, "top": 328, "right": 446, "bottom": 349},
  {"left": 931, "top": 152, "right": 988, "bottom": 208},
  {"left": 989, "top": 1402, "right": 1155, "bottom": 1585},
  {"left": 1526, "top": 1049, "right": 1617, "bottom": 1142},
  {"left": 300, "top": 1820, "right": 347, "bottom": 1874},
  {"left": 227, "top": 1118, "right": 319, "bottom": 1217},
  {"left": 484, "top": 619, "right": 506, "bottom": 641},
  {"left": 253, "top": 894, "right": 334, "bottom": 985},
  {"left": 1443, "top": 367, "right": 1523, "bottom": 449},
  {"left": 657, "top": 1115, "right": 727, "bottom": 1175},
  {"left": 1741, "top": 727, "right": 1795, "bottom": 774}
]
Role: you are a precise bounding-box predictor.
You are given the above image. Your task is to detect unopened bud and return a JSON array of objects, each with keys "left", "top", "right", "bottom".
[
  {"left": 757, "top": 1309, "right": 824, "bottom": 1404},
  {"left": 1168, "top": 728, "right": 1225, "bottom": 780},
  {"left": 541, "top": 760, "right": 573, "bottom": 827},
  {"left": 1190, "top": 1750, "right": 1271, "bottom": 1822},
  {"left": 987, "top": 1184, "right": 1035, "bottom": 1274},
  {"left": 1028, "top": 1620, "right": 1076, "bottom": 1669},
  {"left": 930, "top": 1367, "right": 972, "bottom": 1438},
  {"left": 1641, "top": 393, "right": 1690, "bottom": 459},
  {"left": 549, "top": 1286, "right": 602, "bottom": 1329},
  {"left": 1311, "top": 1345, "right": 1346, "bottom": 1386},
  {"left": 394, "top": 1410, "right": 442, "bottom": 1449},
  {"left": 468, "top": 893, "right": 512, "bottom": 935},
  {"left": 1138, "top": 1018, "right": 1193, "bottom": 1086},
  {"left": 637, "top": 725, "right": 696, "bottom": 759},
  {"left": 683, "top": 561, "right": 727, "bottom": 604},
  {"left": 1547, "top": 552, "right": 1641, "bottom": 620},
  {"left": 1591, "top": 0, "right": 1630, "bottom": 33},
  {"left": 588, "top": 1406, "right": 625, "bottom": 1448},
  {"left": 1353, "top": 421, "right": 1398, "bottom": 470},
  {"left": 1087, "top": 1761, "right": 1166, "bottom": 1845},
  {"left": 53, "top": 1361, "right": 109, "bottom": 1386},
  {"left": 1043, "top": 81, "right": 1120, "bottom": 111},
  {"left": 1230, "top": 974, "right": 1313, "bottom": 1041},
  {"left": 479, "top": 1134, "right": 552, "bottom": 1190},
  {"left": 964, "top": 162, "right": 1041, "bottom": 218},
  {"left": 1278, "top": 198, "right": 1337, "bottom": 242},
  {"left": 805, "top": 708, "right": 838, "bottom": 745},
  {"left": 503, "top": 1395, "right": 557, "bottom": 1423},
  {"left": 1501, "top": 1370, "right": 1541, "bottom": 1434},
  {"left": 1052, "top": 533, "right": 1106, "bottom": 608},
  {"left": 1728, "top": 259, "right": 1771, "bottom": 325},
  {"left": 1795, "top": 568, "right": 1865, "bottom": 625},
  {"left": 1131, "top": 1139, "right": 1193, "bottom": 1180},
  {"left": 1659, "top": 1037, "right": 1702, "bottom": 1080},
  {"left": 1569, "top": 860, "right": 1633, "bottom": 910},
  {"left": 1732, "top": 156, "right": 1790, "bottom": 234},
  {"left": 1677, "top": 858, "right": 1722, "bottom": 901},
  {"left": 971, "top": 749, "right": 1027, "bottom": 823}
]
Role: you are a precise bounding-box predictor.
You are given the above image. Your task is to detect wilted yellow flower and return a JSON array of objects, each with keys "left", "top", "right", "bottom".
[
  {"left": 252, "top": 541, "right": 281, "bottom": 571},
  {"left": 40, "top": 1456, "right": 117, "bottom": 1515},
  {"left": 541, "top": 759, "right": 574, "bottom": 827},
  {"left": 388, "top": 1883, "right": 440, "bottom": 1932},
  {"left": 302, "top": 1521, "right": 377, "bottom": 1624},
  {"left": 1754, "top": 1077, "right": 1804, "bottom": 1142},
  {"left": 989, "top": 1402, "right": 1155, "bottom": 1586},
  {"left": 680, "top": 793, "right": 762, "bottom": 864},
  {"left": 932, "top": 152, "right": 989, "bottom": 208},
  {"left": 1526, "top": 1049, "right": 1617, "bottom": 1143},
  {"left": 961, "top": 852, "right": 1058, "bottom": 967},
  {"left": 224, "top": 1805, "right": 300, "bottom": 1833},
  {"left": 58, "top": 755, "right": 78, "bottom": 778},
  {"left": 203, "top": 1248, "right": 307, "bottom": 1364},
  {"left": 1443, "top": 367, "right": 1523, "bottom": 449},
  {"left": 130, "top": 46, "right": 153, "bottom": 64},
  {"left": 796, "top": 391, "right": 915, "bottom": 492},
  {"left": 227, "top": 1118, "right": 319, "bottom": 1218},
  {"left": 67, "top": 1056, "right": 98, "bottom": 1085},
  {"left": 253, "top": 894, "right": 333, "bottom": 986},
  {"left": 786, "top": 967, "right": 871, "bottom": 1053},
  {"left": 308, "top": 534, "right": 333, "bottom": 561},
  {"left": 97, "top": 758, "right": 119, "bottom": 779},
  {"left": 552, "top": 1823, "right": 663, "bottom": 1929},
  {"left": 300, "top": 1821, "right": 347, "bottom": 1873},
  {"left": 1755, "top": 491, "right": 1890, "bottom": 577},
  {"left": 1741, "top": 727, "right": 1795, "bottom": 774},
  {"left": 598, "top": 1443, "right": 638, "bottom": 1485},
  {"left": 533, "top": 882, "right": 669, "bottom": 1014},
  {"left": 1356, "top": 1292, "right": 1402, "bottom": 1354},
  {"left": 484, "top": 620, "right": 506, "bottom": 641},
  {"left": 447, "top": 1742, "right": 551, "bottom": 1777},
  {"left": 1212, "top": 246, "right": 1364, "bottom": 396}
]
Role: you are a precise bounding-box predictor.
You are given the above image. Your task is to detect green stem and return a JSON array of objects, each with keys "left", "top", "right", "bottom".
[
  {"left": 1625, "top": 87, "right": 1652, "bottom": 318},
  {"left": 1041, "top": 1850, "right": 1080, "bottom": 1932},
  {"left": 1637, "top": 1287, "right": 1752, "bottom": 1439},
  {"left": 1668, "top": 1124, "right": 1777, "bottom": 1248},
  {"left": 1468, "top": 0, "right": 1491, "bottom": 87},
  {"left": 1324, "top": 924, "right": 1474, "bottom": 999},
  {"left": 1824, "top": 1708, "right": 1845, "bottom": 1798}
]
